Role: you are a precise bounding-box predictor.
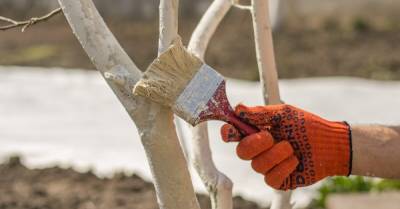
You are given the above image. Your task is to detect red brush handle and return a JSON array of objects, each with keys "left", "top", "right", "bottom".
[
  {"left": 226, "top": 114, "right": 259, "bottom": 136},
  {"left": 196, "top": 80, "right": 259, "bottom": 141}
]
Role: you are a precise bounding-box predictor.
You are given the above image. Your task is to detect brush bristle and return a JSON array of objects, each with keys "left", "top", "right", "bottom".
[{"left": 133, "top": 39, "right": 203, "bottom": 107}]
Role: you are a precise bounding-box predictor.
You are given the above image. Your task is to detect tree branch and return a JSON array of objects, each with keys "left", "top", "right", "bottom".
[
  {"left": 186, "top": 0, "right": 233, "bottom": 209},
  {"left": 231, "top": 0, "right": 252, "bottom": 10},
  {"left": 188, "top": 0, "right": 232, "bottom": 58},
  {"left": 158, "top": 0, "right": 179, "bottom": 54},
  {"left": 57, "top": 1, "right": 200, "bottom": 209},
  {"left": 250, "top": 0, "right": 292, "bottom": 209},
  {"left": 0, "top": 8, "right": 61, "bottom": 32},
  {"left": 251, "top": 0, "right": 281, "bottom": 104}
]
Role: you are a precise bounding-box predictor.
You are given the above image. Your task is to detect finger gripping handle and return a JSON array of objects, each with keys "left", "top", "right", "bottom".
[{"left": 226, "top": 114, "right": 259, "bottom": 137}]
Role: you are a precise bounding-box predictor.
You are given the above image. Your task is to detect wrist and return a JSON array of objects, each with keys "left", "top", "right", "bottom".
[
  {"left": 309, "top": 118, "right": 352, "bottom": 178},
  {"left": 327, "top": 120, "right": 352, "bottom": 176}
]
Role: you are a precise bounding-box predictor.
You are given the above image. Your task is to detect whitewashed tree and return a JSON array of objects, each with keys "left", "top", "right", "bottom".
[{"left": 1, "top": 0, "right": 289, "bottom": 208}]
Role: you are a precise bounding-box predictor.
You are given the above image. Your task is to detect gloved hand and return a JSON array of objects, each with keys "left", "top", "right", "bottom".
[{"left": 221, "top": 104, "right": 352, "bottom": 190}]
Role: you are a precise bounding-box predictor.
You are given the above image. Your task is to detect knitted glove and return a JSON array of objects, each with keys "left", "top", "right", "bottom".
[{"left": 221, "top": 104, "right": 352, "bottom": 190}]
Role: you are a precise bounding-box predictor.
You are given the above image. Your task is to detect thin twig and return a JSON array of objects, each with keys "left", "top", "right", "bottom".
[
  {"left": 0, "top": 8, "right": 62, "bottom": 32},
  {"left": 231, "top": 0, "right": 252, "bottom": 10},
  {"left": 232, "top": 4, "right": 252, "bottom": 10}
]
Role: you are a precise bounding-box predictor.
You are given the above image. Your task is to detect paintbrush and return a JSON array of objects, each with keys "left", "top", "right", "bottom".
[{"left": 133, "top": 39, "right": 258, "bottom": 141}]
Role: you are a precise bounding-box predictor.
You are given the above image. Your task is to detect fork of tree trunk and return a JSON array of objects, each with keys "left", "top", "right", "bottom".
[{"left": 56, "top": 0, "right": 287, "bottom": 209}]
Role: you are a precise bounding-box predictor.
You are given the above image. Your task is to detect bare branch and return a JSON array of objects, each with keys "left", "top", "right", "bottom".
[
  {"left": 232, "top": 4, "right": 252, "bottom": 10},
  {"left": 250, "top": 0, "right": 292, "bottom": 208},
  {"left": 188, "top": 0, "right": 232, "bottom": 57},
  {"left": 251, "top": 0, "right": 281, "bottom": 104},
  {"left": 231, "top": 0, "right": 252, "bottom": 11},
  {"left": 158, "top": 0, "right": 179, "bottom": 54},
  {"left": 0, "top": 8, "right": 61, "bottom": 32},
  {"left": 186, "top": 0, "right": 233, "bottom": 209}
]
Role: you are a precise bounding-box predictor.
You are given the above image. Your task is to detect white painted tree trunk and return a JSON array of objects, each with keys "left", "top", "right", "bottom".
[
  {"left": 251, "top": 0, "right": 293, "bottom": 209},
  {"left": 57, "top": 1, "right": 200, "bottom": 209},
  {"left": 57, "top": 0, "right": 289, "bottom": 209}
]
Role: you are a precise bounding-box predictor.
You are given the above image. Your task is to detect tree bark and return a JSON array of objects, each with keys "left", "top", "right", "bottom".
[{"left": 57, "top": 1, "right": 200, "bottom": 209}]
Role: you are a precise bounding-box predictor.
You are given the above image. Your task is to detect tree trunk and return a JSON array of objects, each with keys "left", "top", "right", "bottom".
[{"left": 57, "top": 1, "right": 200, "bottom": 209}]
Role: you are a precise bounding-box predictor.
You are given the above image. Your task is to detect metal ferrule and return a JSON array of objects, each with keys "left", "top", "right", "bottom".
[{"left": 173, "top": 64, "right": 224, "bottom": 125}]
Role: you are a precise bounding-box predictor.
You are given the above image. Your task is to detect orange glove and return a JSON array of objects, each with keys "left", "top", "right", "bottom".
[{"left": 221, "top": 104, "right": 352, "bottom": 190}]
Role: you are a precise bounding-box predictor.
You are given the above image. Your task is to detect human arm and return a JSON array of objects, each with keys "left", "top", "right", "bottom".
[
  {"left": 221, "top": 104, "right": 400, "bottom": 190},
  {"left": 352, "top": 125, "right": 400, "bottom": 179}
]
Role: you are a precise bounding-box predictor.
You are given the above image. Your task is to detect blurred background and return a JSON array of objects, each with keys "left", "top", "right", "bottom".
[
  {"left": 2, "top": 0, "right": 400, "bottom": 80},
  {"left": 1, "top": 0, "right": 400, "bottom": 209}
]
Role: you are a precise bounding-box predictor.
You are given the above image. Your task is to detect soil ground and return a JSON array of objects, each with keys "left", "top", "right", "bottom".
[
  {"left": 1, "top": 8, "right": 400, "bottom": 80},
  {"left": 0, "top": 156, "right": 261, "bottom": 209}
]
